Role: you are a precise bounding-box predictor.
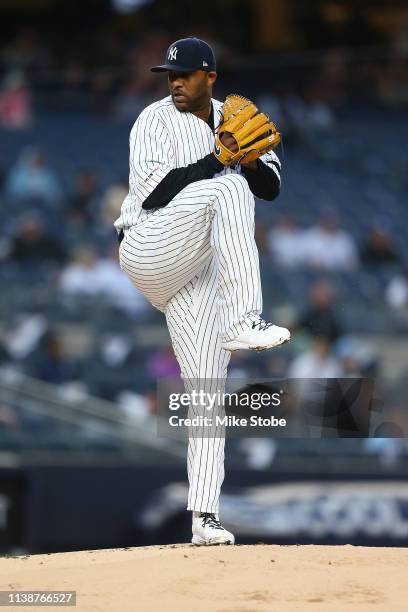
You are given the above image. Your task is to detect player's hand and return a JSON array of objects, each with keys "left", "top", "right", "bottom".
[
  {"left": 218, "top": 133, "right": 257, "bottom": 169},
  {"left": 219, "top": 132, "right": 238, "bottom": 153}
]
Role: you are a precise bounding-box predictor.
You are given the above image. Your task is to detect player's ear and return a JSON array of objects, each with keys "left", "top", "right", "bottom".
[{"left": 207, "top": 71, "right": 217, "bottom": 87}]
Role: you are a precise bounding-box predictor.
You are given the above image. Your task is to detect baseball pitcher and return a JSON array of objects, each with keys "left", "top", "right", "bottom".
[{"left": 115, "top": 37, "right": 290, "bottom": 545}]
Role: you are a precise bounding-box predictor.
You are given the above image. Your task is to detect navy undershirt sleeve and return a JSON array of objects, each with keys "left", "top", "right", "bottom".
[
  {"left": 142, "top": 154, "right": 224, "bottom": 210},
  {"left": 241, "top": 159, "right": 281, "bottom": 200},
  {"left": 142, "top": 155, "right": 281, "bottom": 210}
]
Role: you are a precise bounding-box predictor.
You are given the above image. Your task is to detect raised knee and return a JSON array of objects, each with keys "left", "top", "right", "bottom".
[
  {"left": 216, "top": 173, "right": 249, "bottom": 190},
  {"left": 211, "top": 173, "right": 252, "bottom": 206}
]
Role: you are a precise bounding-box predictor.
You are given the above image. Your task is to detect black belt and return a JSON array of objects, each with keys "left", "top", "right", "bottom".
[{"left": 117, "top": 229, "right": 125, "bottom": 244}]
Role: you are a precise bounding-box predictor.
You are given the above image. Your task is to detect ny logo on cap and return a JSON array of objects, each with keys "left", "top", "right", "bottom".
[{"left": 168, "top": 46, "right": 178, "bottom": 61}]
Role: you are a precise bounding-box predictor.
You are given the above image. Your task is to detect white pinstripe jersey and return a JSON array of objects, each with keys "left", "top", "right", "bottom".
[{"left": 114, "top": 95, "right": 281, "bottom": 231}]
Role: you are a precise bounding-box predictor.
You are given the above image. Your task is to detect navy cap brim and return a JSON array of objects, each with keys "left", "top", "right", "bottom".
[{"left": 150, "top": 64, "right": 195, "bottom": 73}]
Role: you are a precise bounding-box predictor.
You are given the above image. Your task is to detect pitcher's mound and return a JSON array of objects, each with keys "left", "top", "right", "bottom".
[{"left": 1, "top": 544, "right": 407, "bottom": 611}]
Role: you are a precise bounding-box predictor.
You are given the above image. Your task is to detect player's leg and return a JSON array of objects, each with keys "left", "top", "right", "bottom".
[
  {"left": 120, "top": 173, "right": 258, "bottom": 329},
  {"left": 165, "top": 257, "right": 234, "bottom": 545},
  {"left": 207, "top": 173, "right": 290, "bottom": 349},
  {"left": 165, "top": 256, "right": 228, "bottom": 514},
  {"left": 119, "top": 173, "right": 289, "bottom": 349}
]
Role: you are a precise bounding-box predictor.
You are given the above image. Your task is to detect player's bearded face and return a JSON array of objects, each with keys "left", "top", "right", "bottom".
[{"left": 168, "top": 70, "right": 216, "bottom": 112}]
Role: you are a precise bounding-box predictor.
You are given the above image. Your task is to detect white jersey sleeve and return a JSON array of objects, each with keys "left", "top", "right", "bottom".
[{"left": 129, "top": 107, "right": 175, "bottom": 202}]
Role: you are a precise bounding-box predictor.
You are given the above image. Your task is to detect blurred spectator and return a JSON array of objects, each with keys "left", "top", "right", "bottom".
[
  {"left": 117, "top": 391, "right": 152, "bottom": 424},
  {"left": 335, "top": 336, "right": 378, "bottom": 377},
  {"left": 238, "top": 438, "right": 278, "bottom": 470},
  {"left": 296, "top": 280, "right": 342, "bottom": 343},
  {"left": 97, "top": 334, "right": 134, "bottom": 368},
  {"left": 338, "top": 350, "right": 361, "bottom": 377},
  {"left": 255, "top": 94, "right": 284, "bottom": 130},
  {"left": 147, "top": 346, "right": 180, "bottom": 378},
  {"left": 58, "top": 245, "right": 148, "bottom": 315},
  {"left": 115, "top": 31, "right": 170, "bottom": 119},
  {"left": 66, "top": 169, "right": 99, "bottom": 227},
  {"left": 1, "top": 28, "right": 49, "bottom": 73},
  {"left": 364, "top": 436, "right": 406, "bottom": 468},
  {"left": 386, "top": 269, "right": 408, "bottom": 309},
  {"left": 288, "top": 337, "right": 343, "bottom": 379},
  {"left": 360, "top": 224, "right": 401, "bottom": 266},
  {"left": 58, "top": 246, "right": 102, "bottom": 296},
  {"left": 267, "top": 214, "right": 306, "bottom": 268},
  {"left": 98, "top": 180, "right": 128, "bottom": 228},
  {"left": 0, "top": 71, "right": 32, "bottom": 130},
  {"left": 90, "top": 68, "right": 115, "bottom": 115},
  {"left": 85, "top": 333, "right": 149, "bottom": 400},
  {"left": 114, "top": 77, "right": 149, "bottom": 119},
  {"left": 3, "top": 314, "right": 48, "bottom": 361},
  {"left": 0, "top": 404, "right": 19, "bottom": 435},
  {"left": 303, "top": 89, "right": 336, "bottom": 131},
  {"left": 315, "top": 49, "right": 348, "bottom": 106},
  {"left": 27, "top": 331, "right": 78, "bottom": 385},
  {"left": 254, "top": 222, "right": 269, "bottom": 255},
  {"left": 59, "top": 61, "right": 92, "bottom": 113},
  {"left": 301, "top": 214, "right": 358, "bottom": 270},
  {"left": 7, "top": 214, "right": 66, "bottom": 265},
  {"left": 228, "top": 351, "right": 256, "bottom": 378},
  {"left": 265, "top": 352, "right": 291, "bottom": 378},
  {"left": 285, "top": 90, "right": 336, "bottom": 138},
  {"left": 5, "top": 147, "right": 63, "bottom": 204},
  {"left": 93, "top": 247, "right": 149, "bottom": 315}
]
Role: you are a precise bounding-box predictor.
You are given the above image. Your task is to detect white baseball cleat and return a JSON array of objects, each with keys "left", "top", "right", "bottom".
[
  {"left": 191, "top": 512, "right": 235, "bottom": 546},
  {"left": 222, "top": 316, "right": 291, "bottom": 352}
]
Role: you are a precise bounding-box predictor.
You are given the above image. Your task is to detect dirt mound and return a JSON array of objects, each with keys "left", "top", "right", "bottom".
[{"left": 1, "top": 544, "right": 407, "bottom": 611}]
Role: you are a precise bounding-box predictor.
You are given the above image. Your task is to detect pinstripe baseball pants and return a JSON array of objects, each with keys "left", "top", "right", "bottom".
[{"left": 119, "top": 173, "right": 262, "bottom": 513}]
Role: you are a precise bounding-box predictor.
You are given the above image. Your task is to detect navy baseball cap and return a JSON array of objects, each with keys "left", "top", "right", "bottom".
[{"left": 150, "top": 37, "right": 216, "bottom": 73}]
